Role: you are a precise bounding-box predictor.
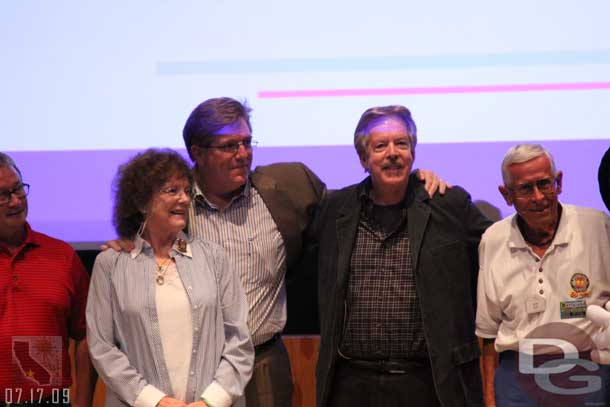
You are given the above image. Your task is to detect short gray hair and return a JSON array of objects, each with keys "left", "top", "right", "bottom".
[
  {"left": 353, "top": 105, "right": 418, "bottom": 159},
  {"left": 0, "top": 152, "right": 22, "bottom": 179},
  {"left": 501, "top": 144, "right": 556, "bottom": 185}
]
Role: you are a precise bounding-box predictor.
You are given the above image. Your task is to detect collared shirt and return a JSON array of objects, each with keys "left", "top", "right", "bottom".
[
  {"left": 188, "top": 181, "right": 287, "bottom": 346},
  {"left": 86, "top": 234, "right": 253, "bottom": 407},
  {"left": 340, "top": 188, "right": 427, "bottom": 359},
  {"left": 476, "top": 204, "right": 610, "bottom": 353},
  {"left": 1, "top": 223, "right": 89, "bottom": 402}
]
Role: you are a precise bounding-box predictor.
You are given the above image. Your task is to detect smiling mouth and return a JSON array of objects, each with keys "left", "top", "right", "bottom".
[
  {"left": 6, "top": 208, "right": 26, "bottom": 217},
  {"left": 531, "top": 207, "right": 550, "bottom": 213}
]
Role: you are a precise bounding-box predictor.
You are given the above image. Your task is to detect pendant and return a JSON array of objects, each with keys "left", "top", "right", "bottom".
[
  {"left": 177, "top": 238, "right": 187, "bottom": 253},
  {"left": 156, "top": 275, "right": 165, "bottom": 285}
]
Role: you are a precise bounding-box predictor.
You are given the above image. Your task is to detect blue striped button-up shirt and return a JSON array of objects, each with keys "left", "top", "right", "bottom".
[
  {"left": 86, "top": 234, "right": 253, "bottom": 406},
  {"left": 188, "top": 182, "right": 287, "bottom": 346}
]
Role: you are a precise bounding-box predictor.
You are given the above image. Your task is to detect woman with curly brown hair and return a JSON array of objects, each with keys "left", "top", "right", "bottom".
[{"left": 86, "top": 149, "right": 253, "bottom": 407}]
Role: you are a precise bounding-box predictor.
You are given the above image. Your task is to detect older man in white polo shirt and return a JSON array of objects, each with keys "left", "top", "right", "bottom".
[{"left": 476, "top": 144, "right": 610, "bottom": 407}]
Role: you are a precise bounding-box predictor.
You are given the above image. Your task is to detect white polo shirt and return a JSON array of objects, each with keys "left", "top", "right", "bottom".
[{"left": 476, "top": 204, "right": 610, "bottom": 353}]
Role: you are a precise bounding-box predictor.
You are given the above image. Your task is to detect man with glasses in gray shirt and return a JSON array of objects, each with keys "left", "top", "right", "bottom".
[{"left": 182, "top": 98, "right": 325, "bottom": 407}]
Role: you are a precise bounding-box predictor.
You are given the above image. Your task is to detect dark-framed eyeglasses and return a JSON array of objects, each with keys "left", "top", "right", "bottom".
[
  {"left": 159, "top": 186, "right": 195, "bottom": 199},
  {"left": 507, "top": 177, "right": 557, "bottom": 198},
  {"left": 203, "top": 139, "right": 258, "bottom": 154},
  {"left": 0, "top": 183, "right": 30, "bottom": 206}
]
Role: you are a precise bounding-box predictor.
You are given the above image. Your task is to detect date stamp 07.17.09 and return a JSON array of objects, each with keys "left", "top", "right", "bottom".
[{"left": 4, "top": 388, "right": 70, "bottom": 405}]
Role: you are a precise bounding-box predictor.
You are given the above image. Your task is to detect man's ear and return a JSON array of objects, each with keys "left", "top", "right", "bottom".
[
  {"left": 359, "top": 152, "right": 369, "bottom": 172},
  {"left": 499, "top": 185, "right": 513, "bottom": 206},
  {"left": 555, "top": 171, "right": 563, "bottom": 195},
  {"left": 190, "top": 144, "right": 205, "bottom": 165}
]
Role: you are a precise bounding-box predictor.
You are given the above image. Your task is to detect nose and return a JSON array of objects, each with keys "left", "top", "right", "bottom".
[
  {"left": 7, "top": 192, "right": 24, "bottom": 207},
  {"left": 177, "top": 190, "right": 191, "bottom": 202},
  {"left": 386, "top": 142, "right": 399, "bottom": 157},
  {"left": 530, "top": 185, "right": 545, "bottom": 201},
  {"left": 235, "top": 142, "right": 250, "bottom": 159}
]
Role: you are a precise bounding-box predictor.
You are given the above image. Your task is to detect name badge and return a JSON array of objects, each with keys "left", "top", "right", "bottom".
[
  {"left": 526, "top": 297, "right": 546, "bottom": 314},
  {"left": 560, "top": 299, "right": 587, "bottom": 319}
]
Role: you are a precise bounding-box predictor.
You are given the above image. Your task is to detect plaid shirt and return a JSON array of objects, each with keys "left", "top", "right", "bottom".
[{"left": 339, "top": 192, "right": 427, "bottom": 360}]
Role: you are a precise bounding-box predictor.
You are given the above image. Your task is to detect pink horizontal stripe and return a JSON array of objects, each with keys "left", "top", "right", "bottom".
[{"left": 258, "top": 82, "right": 610, "bottom": 99}]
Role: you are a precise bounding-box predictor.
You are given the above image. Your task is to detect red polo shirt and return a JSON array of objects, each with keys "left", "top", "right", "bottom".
[{"left": 0, "top": 223, "right": 89, "bottom": 403}]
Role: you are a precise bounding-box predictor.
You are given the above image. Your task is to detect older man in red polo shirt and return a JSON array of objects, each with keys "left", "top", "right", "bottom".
[{"left": 0, "top": 152, "right": 95, "bottom": 407}]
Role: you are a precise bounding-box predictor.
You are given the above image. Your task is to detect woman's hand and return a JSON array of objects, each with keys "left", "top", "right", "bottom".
[{"left": 157, "top": 396, "right": 188, "bottom": 407}]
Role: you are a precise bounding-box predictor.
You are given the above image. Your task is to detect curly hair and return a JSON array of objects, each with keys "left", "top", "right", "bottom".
[{"left": 112, "top": 149, "right": 193, "bottom": 239}]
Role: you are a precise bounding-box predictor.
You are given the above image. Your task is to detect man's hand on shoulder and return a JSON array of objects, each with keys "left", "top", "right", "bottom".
[
  {"left": 416, "top": 169, "right": 452, "bottom": 197},
  {"left": 99, "top": 238, "right": 135, "bottom": 252}
]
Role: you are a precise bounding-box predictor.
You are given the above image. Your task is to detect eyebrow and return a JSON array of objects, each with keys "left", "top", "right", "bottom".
[{"left": 0, "top": 182, "right": 22, "bottom": 190}]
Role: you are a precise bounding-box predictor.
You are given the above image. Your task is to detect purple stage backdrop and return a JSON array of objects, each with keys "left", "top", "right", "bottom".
[{"left": 9, "top": 139, "right": 609, "bottom": 248}]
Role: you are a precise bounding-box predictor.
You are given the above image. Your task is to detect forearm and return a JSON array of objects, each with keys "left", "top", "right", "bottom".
[
  {"left": 73, "top": 339, "right": 97, "bottom": 407},
  {"left": 481, "top": 338, "right": 498, "bottom": 407}
]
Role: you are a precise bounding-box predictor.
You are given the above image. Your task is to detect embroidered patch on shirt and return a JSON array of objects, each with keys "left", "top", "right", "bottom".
[{"left": 569, "top": 273, "right": 592, "bottom": 298}]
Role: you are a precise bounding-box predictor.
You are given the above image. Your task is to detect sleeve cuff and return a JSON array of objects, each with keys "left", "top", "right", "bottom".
[
  {"left": 201, "top": 381, "right": 232, "bottom": 407},
  {"left": 475, "top": 328, "right": 498, "bottom": 339},
  {"left": 134, "top": 385, "right": 166, "bottom": 407}
]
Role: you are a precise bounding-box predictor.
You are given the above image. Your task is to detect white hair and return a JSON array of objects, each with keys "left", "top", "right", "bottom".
[{"left": 501, "top": 144, "right": 557, "bottom": 185}]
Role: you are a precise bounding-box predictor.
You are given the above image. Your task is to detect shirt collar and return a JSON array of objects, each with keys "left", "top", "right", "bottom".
[
  {"left": 0, "top": 222, "right": 38, "bottom": 255},
  {"left": 358, "top": 176, "right": 414, "bottom": 208},
  {"left": 130, "top": 230, "right": 193, "bottom": 259},
  {"left": 507, "top": 203, "right": 569, "bottom": 249},
  {"left": 23, "top": 222, "right": 39, "bottom": 246},
  {"left": 193, "top": 178, "right": 251, "bottom": 210}
]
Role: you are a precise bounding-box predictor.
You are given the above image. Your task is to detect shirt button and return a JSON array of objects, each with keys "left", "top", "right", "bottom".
[
  {"left": 535, "top": 258, "right": 540, "bottom": 262},
  {"left": 188, "top": 286, "right": 192, "bottom": 290},
  {"left": 195, "top": 327, "right": 199, "bottom": 331},
  {"left": 190, "top": 371, "right": 194, "bottom": 376},
  {"left": 12, "top": 275, "right": 18, "bottom": 281},
  {"left": 539, "top": 289, "right": 544, "bottom": 295},
  {"left": 193, "top": 349, "right": 197, "bottom": 354},
  {"left": 538, "top": 279, "right": 543, "bottom": 284},
  {"left": 538, "top": 268, "right": 543, "bottom": 272}
]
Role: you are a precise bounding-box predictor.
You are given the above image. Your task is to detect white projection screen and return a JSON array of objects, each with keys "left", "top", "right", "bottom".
[{"left": 1, "top": 0, "right": 609, "bottom": 246}]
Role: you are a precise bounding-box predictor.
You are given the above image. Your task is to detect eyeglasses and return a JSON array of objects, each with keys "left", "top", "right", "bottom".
[
  {"left": 159, "top": 186, "right": 194, "bottom": 199},
  {"left": 507, "top": 177, "right": 557, "bottom": 198},
  {"left": 0, "top": 183, "right": 30, "bottom": 206},
  {"left": 204, "top": 139, "right": 258, "bottom": 154},
  {"left": 371, "top": 139, "right": 412, "bottom": 153}
]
